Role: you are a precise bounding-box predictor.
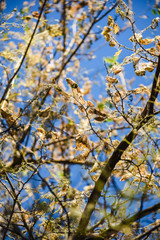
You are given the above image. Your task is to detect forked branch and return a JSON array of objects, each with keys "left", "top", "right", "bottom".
[
  {"left": 0, "top": 0, "right": 47, "bottom": 105},
  {"left": 71, "top": 56, "right": 160, "bottom": 239}
]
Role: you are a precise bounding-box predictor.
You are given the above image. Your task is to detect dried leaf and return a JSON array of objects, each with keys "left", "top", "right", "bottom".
[
  {"left": 120, "top": 172, "right": 133, "bottom": 181},
  {"left": 111, "top": 65, "right": 122, "bottom": 75},
  {"left": 139, "top": 38, "right": 154, "bottom": 45},
  {"left": 18, "top": 43, "right": 23, "bottom": 49},
  {"left": 142, "top": 63, "right": 154, "bottom": 72},
  {"left": 72, "top": 135, "right": 91, "bottom": 162},
  {"left": 108, "top": 15, "right": 114, "bottom": 27},
  {"left": 37, "top": 128, "right": 45, "bottom": 140},
  {"left": 93, "top": 108, "right": 107, "bottom": 117},
  {"left": 73, "top": 151, "right": 90, "bottom": 162},
  {"left": 135, "top": 69, "right": 145, "bottom": 76},
  {"left": 104, "top": 33, "right": 111, "bottom": 42},
  {"left": 114, "top": 92, "right": 122, "bottom": 103},
  {"left": 145, "top": 65, "right": 154, "bottom": 72},
  {"left": 51, "top": 131, "right": 58, "bottom": 139},
  {"left": 87, "top": 107, "right": 107, "bottom": 121},
  {"left": 87, "top": 101, "right": 94, "bottom": 107},
  {"left": 38, "top": 107, "right": 50, "bottom": 118},
  {"left": 78, "top": 105, "right": 85, "bottom": 113},
  {"left": 113, "top": 23, "right": 119, "bottom": 34},
  {"left": 132, "top": 88, "right": 142, "bottom": 94},
  {"left": 76, "top": 135, "right": 90, "bottom": 151},
  {"left": 101, "top": 26, "right": 111, "bottom": 35},
  {"left": 132, "top": 57, "right": 140, "bottom": 66},
  {"left": 1, "top": 108, "right": 18, "bottom": 127},
  {"left": 66, "top": 78, "right": 78, "bottom": 89},
  {"left": 66, "top": 78, "right": 85, "bottom": 105},
  {"left": 94, "top": 116, "right": 106, "bottom": 122},
  {"left": 109, "top": 40, "right": 116, "bottom": 47},
  {"left": 146, "top": 47, "right": 156, "bottom": 54},
  {"left": 102, "top": 26, "right": 112, "bottom": 42},
  {"left": 32, "top": 11, "right": 39, "bottom": 18},
  {"left": 106, "top": 76, "right": 118, "bottom": 84}
]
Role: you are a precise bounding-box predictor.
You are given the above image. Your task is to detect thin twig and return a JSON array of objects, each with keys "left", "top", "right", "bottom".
[
  {"left": 2, "top": 169, "right": 37, "bottom": 240},
  {"left": 55, "top": 2, "right": 117, "bottom": 80},
  {"left": 132, "top": 222, "right": 160, "bottom": 240},
  {"left": 32, "top": 167, "right": 71, "bottom": 237},
  {"left": 71, "top": 53, "right": 160, "bottom": 239},
  {"left": 0, "top": 0, "right": 48, "bottom": 104}
]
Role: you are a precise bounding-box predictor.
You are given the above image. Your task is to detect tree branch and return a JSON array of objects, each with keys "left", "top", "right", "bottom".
[
  {"left": 0, "top": 0, "right": 47, "bottom": 105},
  {"left": 34, "top": 168, "right": 71, "bottom": 237},
  {"left": 55, "top": 2, "right": 117, "bottom": 80},
  {"left": 2, "top": 170, "right": 38, "bottom": 240},
  {"left": 141, "top": 55, "right": 160, "bottom": 117},
  {"left": 100, "top": 203, "right": 160, "bottom": 238},
  {"left": 133, "top": 222, "right": 160, "bottom": 240},
  {"left": 71, "top": 55, "right": 160, "bottom": 239},
  {"left": 0, "top": 222, "right": 28, "bottom": 240}
]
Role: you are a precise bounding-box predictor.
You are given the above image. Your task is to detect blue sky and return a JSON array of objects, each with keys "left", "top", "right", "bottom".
[
  {"left": 3, "top": 0, "right": 160, "bottom": 188},
  {"left": 1, "top": 0, "right": 160, "bottom": 235}
]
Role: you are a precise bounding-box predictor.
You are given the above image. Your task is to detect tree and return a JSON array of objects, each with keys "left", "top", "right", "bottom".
[{"left": 0, "top": 0, "right": 160, "bottom": 239}]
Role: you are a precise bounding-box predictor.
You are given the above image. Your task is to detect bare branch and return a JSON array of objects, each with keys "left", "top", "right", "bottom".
[
  {"left": 32, "top": 166, "right": 71, "bottom": 237},
  {"left": 133, "top": 222, "right": 160, "bottom": 240},
  {"left": 55, "top": 2, "right": 117, "bottom": 80},
  {"left": 141, "top": 55, "right": 160, "bottom": 117},
  {"left": 71, "top": 54, "right": 160, "bottom": 239},
  {"left": 101, "top": 203, "right": 160, "bottom": 238},
  {"left": 0, "top": 0, "right": 48, "bottom": 104}
]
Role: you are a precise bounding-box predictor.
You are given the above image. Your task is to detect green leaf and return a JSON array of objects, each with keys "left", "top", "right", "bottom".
[
  {"left": 20, "top": 7, "right": 29, "bottom": 15},
  {"left": 106, "top": 118, "right": 113, "bottom": 122},
  {"left": 105, "top": 101, "right": 113, "bottom": 109},
  {"left": 3, "top": 32, "right": 8, "bottom": 38},
  {"left": 98, "top": 103, "right": 104, "bottom": 111},
  {"left": 24, "top": 24, "right": 30, "bottom": 31},
  {"left": 104, "top": 56, "right": 118, "bottom": 67},
  {"left": 157, "top": 8, "right": 160, "bottom": 15},
  {"left": 152, "top": 9, "right": 156, "bottom": 15}
]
